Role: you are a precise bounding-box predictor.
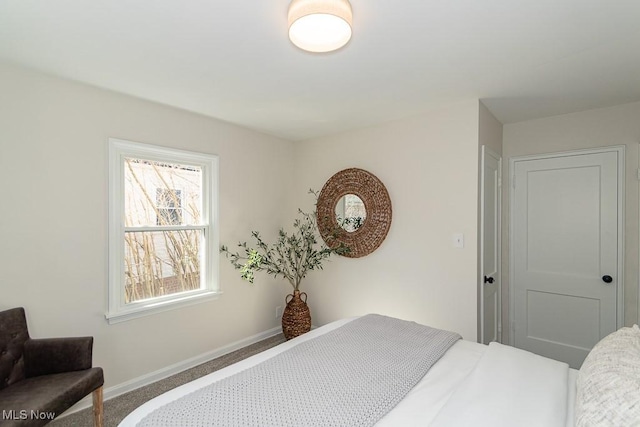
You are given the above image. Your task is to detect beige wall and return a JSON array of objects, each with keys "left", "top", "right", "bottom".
[
  {"left": 0, "top": 63, "right": 295, "bottom": 389},
  {"left": 502, "top": 101, "right": 640, "bottom": 342},
  {"left": 292, "top": 100, "right": 482, "bottom": 341}
]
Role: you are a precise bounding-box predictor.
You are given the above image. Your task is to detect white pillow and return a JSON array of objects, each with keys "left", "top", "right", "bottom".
[{"left": 575, "top": 325, "right": 640, "bottom": 427}]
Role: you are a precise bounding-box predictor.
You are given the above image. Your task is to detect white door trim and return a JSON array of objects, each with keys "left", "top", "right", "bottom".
[
  {"left": 508, "top": 145, "right": 625, "bottom": 345},
  {"left": 480, "top": 145, "right": 502, "bottom": 343}
]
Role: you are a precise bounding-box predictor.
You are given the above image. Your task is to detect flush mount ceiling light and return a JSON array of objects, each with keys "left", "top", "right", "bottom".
[{"left": 288, "top": 0, "right": 353, "bottom": 53}]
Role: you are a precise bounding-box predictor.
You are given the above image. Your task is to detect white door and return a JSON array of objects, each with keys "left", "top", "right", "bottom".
[
  {"left": 511, "top": 148, "right": 622, "bottom": 369},
  {"left": 480, "top": 146, "right": 501, "bottom": 344}
]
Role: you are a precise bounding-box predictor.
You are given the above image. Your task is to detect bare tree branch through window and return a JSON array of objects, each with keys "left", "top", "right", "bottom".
[{"left": 123, "top": 158, "right": 203, "bottom": 303}]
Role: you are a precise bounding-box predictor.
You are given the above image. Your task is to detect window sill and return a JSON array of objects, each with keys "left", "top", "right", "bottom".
[{"left": 105, "top": 290, "right": 223, "bottom": 325}]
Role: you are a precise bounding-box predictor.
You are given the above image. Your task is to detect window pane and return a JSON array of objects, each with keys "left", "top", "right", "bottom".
[
  {"left": 124, "top": 158, "right": 202, "bottom": 227},
  {"left": 156, "top": 188, "right": 182, "bottom": 225},
  {"left": 124, "top": 230, "right": 202, "bottom": 304}
]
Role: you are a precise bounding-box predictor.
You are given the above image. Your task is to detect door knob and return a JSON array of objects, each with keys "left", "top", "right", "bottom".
[
  {"left": 484, "top": 276, "right": 494, "bottom": 284},
  {"left": 602, "top": 275, "right": 613, "bottom": 284}
]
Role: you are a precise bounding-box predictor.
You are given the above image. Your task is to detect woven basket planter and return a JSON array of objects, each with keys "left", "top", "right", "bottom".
[{"left": 282, "top": 290, "right": 311, "bottom": 340}]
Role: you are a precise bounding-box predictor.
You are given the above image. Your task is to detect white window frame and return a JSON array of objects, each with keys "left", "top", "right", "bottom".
[{"left": 106, "top": 138, "right": 220, "bottom": 324}]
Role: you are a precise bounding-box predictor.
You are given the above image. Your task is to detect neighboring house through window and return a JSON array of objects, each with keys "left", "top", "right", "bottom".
[
  {"left": 156, "top": 188, "right": 183, "bottom": 226},
  {"left": 107, "top": 138, "right": 219, "bottom": 323}
]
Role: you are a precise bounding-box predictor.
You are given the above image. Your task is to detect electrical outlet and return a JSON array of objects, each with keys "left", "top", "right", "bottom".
[
  {"left": 275, "top": 306, "right": 283, "bottom": 319},
  {"left": 453, "top": 233, "right": 464, "bottom": 248}
]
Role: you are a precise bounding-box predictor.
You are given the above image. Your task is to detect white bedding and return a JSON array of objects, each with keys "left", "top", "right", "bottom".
[
  {"left": 120, "top": 317, "right": 577, "bottom": 426},
  {"left": 430, "top": 341, "right": 572, "bottom": 427}
]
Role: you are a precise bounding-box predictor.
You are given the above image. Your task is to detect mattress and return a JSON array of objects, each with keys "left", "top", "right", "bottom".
[{"left": 120, "top": 317, "right": 577, "bottom": 426}]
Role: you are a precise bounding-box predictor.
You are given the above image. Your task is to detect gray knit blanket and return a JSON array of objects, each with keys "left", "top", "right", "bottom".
[{"left": 137, "top": 314, "right": 461, "bottom": 427}]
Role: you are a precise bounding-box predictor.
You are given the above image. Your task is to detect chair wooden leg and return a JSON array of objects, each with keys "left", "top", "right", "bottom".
[{"left": 92, "top": 386, "right": 104, "bottom": 427}]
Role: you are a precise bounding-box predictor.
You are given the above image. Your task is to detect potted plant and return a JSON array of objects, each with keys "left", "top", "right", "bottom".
[{"left": 220, "top": 192, "right": 349, "bottom": 340}]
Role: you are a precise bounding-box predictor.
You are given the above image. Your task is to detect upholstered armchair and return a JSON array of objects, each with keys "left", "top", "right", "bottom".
[{"left": 0, "top": 307, "right": 104, "bottom": 427}]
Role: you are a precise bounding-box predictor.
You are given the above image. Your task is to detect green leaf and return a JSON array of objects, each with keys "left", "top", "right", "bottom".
[{"left": 219, "top": 190, "right": 349, "bottom": 289}]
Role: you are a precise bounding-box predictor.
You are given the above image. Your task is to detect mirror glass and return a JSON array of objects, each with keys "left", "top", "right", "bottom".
[{"left": 335, "top": 194, "right": 366, "bottom": 232}]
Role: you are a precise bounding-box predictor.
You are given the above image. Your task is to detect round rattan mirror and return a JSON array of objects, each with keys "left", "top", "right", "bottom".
[{"left": 317, "top": 168, "right": 392, "bottom": 258}]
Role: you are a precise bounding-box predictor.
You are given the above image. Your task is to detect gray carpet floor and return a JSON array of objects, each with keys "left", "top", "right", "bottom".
[{"left": 50, "top": 333, "right": 286, "bottom": 427}]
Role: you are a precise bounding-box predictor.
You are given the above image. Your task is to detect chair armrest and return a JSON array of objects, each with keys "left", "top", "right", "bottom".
[{"left": 23, "top": 337, "right": 93, "bottom": 378}]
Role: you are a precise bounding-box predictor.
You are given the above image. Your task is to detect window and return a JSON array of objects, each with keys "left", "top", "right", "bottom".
[
  {"left": 107, "top": 139, "right": 219, "bottom": 323},
  {"left": 156, "top": 188, "right": 183, "bottom": 226}
]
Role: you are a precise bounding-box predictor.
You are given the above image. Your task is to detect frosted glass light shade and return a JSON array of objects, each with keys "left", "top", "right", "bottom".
[{"left": 288, "top": 0, "right": 353, "bottom": 53}]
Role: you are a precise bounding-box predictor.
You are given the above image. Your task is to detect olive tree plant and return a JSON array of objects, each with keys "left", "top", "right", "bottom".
[{"left": 220, "top": 191, "right": 349, "bottom": 290}]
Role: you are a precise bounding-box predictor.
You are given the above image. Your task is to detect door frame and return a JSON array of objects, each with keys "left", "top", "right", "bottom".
[
  {"left": 480, "top": 146, "right": 502, "bottom": 343},
  {"left": 508, "top": 145, "right": 625, "bottom": 345}
]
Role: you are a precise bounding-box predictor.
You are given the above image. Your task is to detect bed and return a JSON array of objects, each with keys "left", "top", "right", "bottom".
[{"left": 120, "top": 315, "right": 640, "bottom": 427}]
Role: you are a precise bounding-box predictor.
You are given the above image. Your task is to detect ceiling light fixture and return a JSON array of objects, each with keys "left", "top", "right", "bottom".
[{"left": 288, "top": 0, "right": 353, "bottom": 53}]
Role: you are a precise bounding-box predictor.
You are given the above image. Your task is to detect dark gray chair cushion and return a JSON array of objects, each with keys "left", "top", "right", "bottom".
[{"left": 0, "top": 307, "right": 30, "bottom": 390}]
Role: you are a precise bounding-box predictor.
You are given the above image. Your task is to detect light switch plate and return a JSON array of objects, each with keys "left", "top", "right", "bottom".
[{"left": 453, "top": 233, "right": 464, "bottom": 248}]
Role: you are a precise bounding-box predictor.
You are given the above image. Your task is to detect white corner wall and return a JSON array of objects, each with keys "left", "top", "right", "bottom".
[
  {"left": 292, "top": 100, "right": 481, "bottom": 341},
  {"left": 503, "top": 101, "right": 640, "bottom": 337},
  {"left": 479, "top": 103, "right": 503, "bottom": 157},
  {"left": 0, "top": 63, "right": 295, "bottom": 389}
]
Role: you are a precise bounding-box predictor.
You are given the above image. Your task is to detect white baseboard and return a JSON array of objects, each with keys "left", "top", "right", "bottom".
[{"left": 58, "top": 326, "right": 282, "bottom": 418}]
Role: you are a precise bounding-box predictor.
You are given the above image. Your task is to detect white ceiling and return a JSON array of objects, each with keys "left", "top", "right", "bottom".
[{"left": 1, "top": 1, "right": 639, "bottom": 141}]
